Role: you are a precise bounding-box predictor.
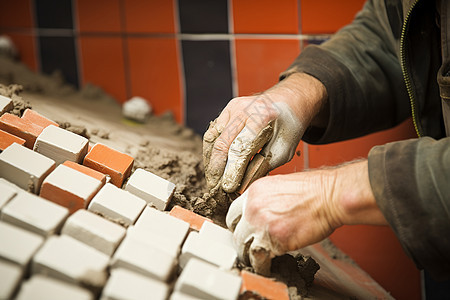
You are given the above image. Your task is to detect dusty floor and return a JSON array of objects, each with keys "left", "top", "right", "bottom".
[{"left": 0, "top": 54, "right": 392, "bottom": 299}]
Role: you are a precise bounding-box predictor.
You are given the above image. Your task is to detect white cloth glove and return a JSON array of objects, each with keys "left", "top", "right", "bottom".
[
  {"left": 203, "top": 96, "right": 305, "bottom": 193},
  {"left": 226, "top": 190, "right": 279, "bottom": 275}
]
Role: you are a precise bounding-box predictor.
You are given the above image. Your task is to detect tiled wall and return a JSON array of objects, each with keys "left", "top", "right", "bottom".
[{"left": 0, "top": 0, "right": 421, "bottom": 298}]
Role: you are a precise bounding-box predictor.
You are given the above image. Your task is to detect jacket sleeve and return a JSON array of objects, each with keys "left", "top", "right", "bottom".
[
  {"left": 368, "top": 137, "right": 450, "bottom": 280},
  {"left": 281, "top": 0, "right": 411, "bottom": 144}
]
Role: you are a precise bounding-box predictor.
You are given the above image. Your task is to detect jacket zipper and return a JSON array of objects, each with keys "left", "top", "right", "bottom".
[{"left": 400, "top": 0, "right": 422, "bottom": 137}]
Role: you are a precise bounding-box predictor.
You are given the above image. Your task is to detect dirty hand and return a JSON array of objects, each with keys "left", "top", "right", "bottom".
[
  {"left": 203, "top": 73, "right": 327, "bottom": 193},
  {"left": 226, "top": 160, "right": 388, "bottom": 275}
]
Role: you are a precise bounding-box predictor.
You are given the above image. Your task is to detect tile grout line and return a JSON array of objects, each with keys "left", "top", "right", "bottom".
[
  {"left": 119, "top": 0, "right": 132, "bottom": 102},
  {"left": 228, "top": 0, "right": 238, "bottom": 98},
  {"left": 173, "top": 0, "right": 187, "bottom": 125},
  {"left": 71, "top": 0, "right": 83, "bottom": 90}
]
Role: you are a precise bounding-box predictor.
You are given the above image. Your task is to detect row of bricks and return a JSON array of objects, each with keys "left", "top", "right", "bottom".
[
  {"left": 0, "top": 142, "right": 176, "bottom": 214},
  {"left": 0, "top": 98, "right": 135, "bottom": 188},
  {"left": 0, "top": 180, "right": 289, "bottom": 299}
]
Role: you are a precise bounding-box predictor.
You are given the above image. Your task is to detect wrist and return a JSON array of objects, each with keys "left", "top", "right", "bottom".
[
  {"left": 264, "top": 72, "right": 327, "bottom": 127},
  {"left": 332, "top": 160, "right": 388, "bottom": 226}
]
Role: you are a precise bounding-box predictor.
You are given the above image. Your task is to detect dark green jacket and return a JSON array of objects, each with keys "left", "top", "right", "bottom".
[{"left": 282, "top": 0, "right": 450, "bottom": 280}]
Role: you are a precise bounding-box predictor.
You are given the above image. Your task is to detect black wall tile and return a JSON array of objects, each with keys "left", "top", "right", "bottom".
[
  {"left": 182, "top": 40, "right": 233, "bottom": 134},
  {"left": 38, "top": 36, "right": 79, "bottom": 88},
  {"left": 35, "top": 0, "right": 73, "bottom": 29},
  {"left": 178, "top": 0, "right": 228, "bottom": 33}
]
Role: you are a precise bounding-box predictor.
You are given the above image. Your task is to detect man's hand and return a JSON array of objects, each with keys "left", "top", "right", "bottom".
[
  {"left": 226, "top": 160, "right": 388, "bottom": 274},
  {"left": 203, "top": 73, "right": 327, "bottom": 193}
]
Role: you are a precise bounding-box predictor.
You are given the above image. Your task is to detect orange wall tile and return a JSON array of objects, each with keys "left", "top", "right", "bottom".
[
  {"left": 233, "top": 0, "right": 298, "bottom": 34},
  {"left": 79, "top": 37, "right": 127, "bottom": 103},
  {"left": 127, "top": 37, "right": 182, "bottom": 122},
  {"left": 77, "top": 0, "right": 122, "bottom": 33},
  {"left": 235, "top": 39, "right": 300, "bottom": 96},
  {"left": 0, "top": 0, "right": 33, "bottom": 29},
  {"left": 309, "top": 119, "right": 417, "bottom": 167},
  {"left": 124, "top": 0, "right": 176, "bottom": 33},
  {"left": 301, "top": 0, "right": 366, "bottom": 34},
  {"left": 3, "top": 32, "right": 37, "bottom": 71}
]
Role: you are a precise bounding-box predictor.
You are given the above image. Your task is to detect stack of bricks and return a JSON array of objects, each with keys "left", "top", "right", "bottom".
[{"left": 0, "top": 95, "right": 289, "bottom": 300}]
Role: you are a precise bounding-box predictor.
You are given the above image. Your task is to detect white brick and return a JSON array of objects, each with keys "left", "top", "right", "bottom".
[
  {"left": 62, "top": 209, "right": 126, "bottom": 256},
  {"left": 199, "top": 220, "right": 235, "bottom": 248},
  {"left": 127, "top": 226, "right": 180, "bottom": 257},
  {"left": 134, "top": 206, "right": 189, "bottom": 251},
  {"left": 0, "top": 143, "right": 55, "bottom": 194},
  {"left": 180, "top": 231, "right": 237, "bottom": 270},
  {"left": 174, "top": 258, "right": 242, "bottom": 300},
  {"left": 170, "top": 291, "right": 203, "bottom": 300},
  {"left": 125, "top": 168, "right": 175, "bottom": 210},
  {"left": 16, "top": 275, "right": 94, "bottom": 300},
  {"left": 0, "top": 95, "right": 13, "bottom": 115},
  {"left": 32, "top": 235, "right": 109, "bottom": 288},
  {"left": 0, "top": 178, "right": 17, "bottom": 210},
  {"left": 101, "top": 268, "right": 169, "bottom": 300},
  {"left": 110, "top": 235, "right": 176, "bottom": 282},
  {"left": 0, "top": 221, "right": 44, "bottom": 268},
  {"left": 88, "top": 183, "right": 146, "bottom": 227},
  {"left": 34, "top": 125, "right": 89, "bottom": 165},
  {"left": 0, "top": 260, "right": 23, "bottom": 299},
  {"left": 1, "top": 191, "right": 69, "bottom": 237}
]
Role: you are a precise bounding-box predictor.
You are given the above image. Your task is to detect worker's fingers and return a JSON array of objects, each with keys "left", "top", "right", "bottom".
[
  {"left": 203, "top": 109, "right": 231, "bottom": 188},
  {"left": 226, "top": 190, "right": 247, "bottom": 231},
  {"left": 221, "top": 122, "right": 273, "bottom": 193},
  {"left": 249, "top": 235, "right": 274, "bottom": 276}
]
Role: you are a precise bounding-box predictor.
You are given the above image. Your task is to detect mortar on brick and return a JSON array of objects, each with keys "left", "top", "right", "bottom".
[
  {"left": 101, "top": 268, "right": 169, "bottom": 300},
  {"left": 174, "top": 258, "right": 242, "bottom": 300},
  {"left": 125, "top": 168, "right": 175, "bottom": 210},
  {"left": 0, "top": 94, "right": 13, "bottom": 115},
  {"left": 0, "top": 260, "right": 23, "bottom": 300},
  {"left": 32, "top": 235, "right": 109, "bottom": 290},
  {"left": 239, "top": 270, "right": 290, "bottom": 300},
  {"left": 0, "top": 143, "right": 55, "bottom": 194},
  {"left": 88, "top": 183, "right": 146, "bottom": 227},
  {"left": 180, "top": 231, "right": 237, "bottom": 270},
  {"left": 1, "top": 191, "right": 69, "bottom": 237},
  {"left": 110, "top": 234, "right": 176, "bottom": 282},
  {"left": 0, "top": 221, "right": 44, "bottom": 268},
  {"left": 16, "top": 275, "right": 94, "bottom": 300},
  {"left": 34, "top": 125, "right": 89, "bottom": 165},
  {"left": 83, "top": 143, "right": 134, "bottom": 188},
  {"left": 134, "top": 206, "right": 189, "bottom": 251},
  {"left": 40, "top": 164, "right": 103, "bottom": 214},
  {"left": 62, "top": 209, "right": 126, "bottom": 256}
]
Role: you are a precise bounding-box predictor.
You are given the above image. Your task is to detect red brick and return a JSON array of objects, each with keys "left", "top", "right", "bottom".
[
  {"left": 83, "top": 143, "right": 134, "bottom": 188},
  {"left": 239, "top": 270, "right": 289, "bottom": 300},
  {"left": 0, "top": 113, "right": 42, "bottom": 148},
  {"left": 22, "top": 109, "right": 59, "bottom": 129},
  {"left": 62, "top": 160, "right": 107, "bottom": 185},
  {"left": 169, "top": 205, "right": 212, "bottom": 231},
  {"left": 0, "top": 129, "right": 25, "bottom": 151}
]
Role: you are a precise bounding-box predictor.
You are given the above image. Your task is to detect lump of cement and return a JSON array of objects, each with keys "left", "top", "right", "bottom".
[
  {"left": 0, "top": 35, "right": 17, "bottom": 59},
  {"left": 122, "top": 96, "right": 152, "bottom": 123}
]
